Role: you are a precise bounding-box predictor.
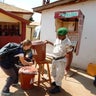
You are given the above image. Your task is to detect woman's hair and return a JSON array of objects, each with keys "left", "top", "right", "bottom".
[{"left": 21, "top": 39, "right": 32, "bottom": 47}]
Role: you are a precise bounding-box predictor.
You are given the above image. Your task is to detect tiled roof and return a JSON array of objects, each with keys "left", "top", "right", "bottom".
[{"left": 0, "top": 2, "right": 32, "bottom": 13}]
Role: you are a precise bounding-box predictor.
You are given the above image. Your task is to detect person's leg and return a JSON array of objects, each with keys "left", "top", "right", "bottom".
[
  {"left": 50, "top": 61, "right": 66, "bottom": 94},
  {"left": 1, "top": 67, "right": 18, "bottom": 94},
  {"left": 55, "top": 61, "right": 65, "bottom": 86},
  {"left": 93, "top": 76, "right": 96, "bottom": 87},
  {"left": 51, "top": 60, "right": 56, "bottom": 82},
  {"left": 13, "top": 66, "right": 19, "bottom": 84}
]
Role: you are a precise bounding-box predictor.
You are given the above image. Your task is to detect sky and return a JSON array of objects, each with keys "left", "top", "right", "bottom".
[{"left": 0, "top": 0, "right": 57, "bottom": 22}]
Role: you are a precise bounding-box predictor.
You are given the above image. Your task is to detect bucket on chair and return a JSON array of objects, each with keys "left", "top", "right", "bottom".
[
  {"left": 19, "top": 66, "right": 37, "bottom": 90},
  {"left": 32, "top": 40, "right": 46, "bottom": 62}
]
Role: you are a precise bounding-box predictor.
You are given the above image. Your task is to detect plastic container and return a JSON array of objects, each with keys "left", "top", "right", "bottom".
[
  {"left": 32, "top": 40, "right": 46, "bottom": 62},
  {"left": 19, "top": 66, "right": 37, "bottom": 90},
  {"left": 87, "top": 63, "right": 96, "bottom": 76}
]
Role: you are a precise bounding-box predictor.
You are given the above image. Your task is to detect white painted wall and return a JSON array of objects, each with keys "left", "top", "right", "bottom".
[{"left": 40, "top": 0, "right": 96, "bottom": 70}]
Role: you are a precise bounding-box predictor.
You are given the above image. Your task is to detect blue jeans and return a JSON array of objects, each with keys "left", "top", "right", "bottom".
[{"left": 1, "top": 66, "right": 18, "bottom": 92}]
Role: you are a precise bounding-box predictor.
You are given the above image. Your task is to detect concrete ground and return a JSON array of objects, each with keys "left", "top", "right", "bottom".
[{"left": 0, "top": 66, "right": 96, "bottom": 96}]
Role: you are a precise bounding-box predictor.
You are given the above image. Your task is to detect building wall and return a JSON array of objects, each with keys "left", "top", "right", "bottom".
[
  {"left": 26, "top": 27, "right": 31, "bottom": 40},
  {"left": 40, "top": 0, "right": 96, "bottom": 70},
  {"left": 13, "top": 13, "right": 31, "bottom": 20},
  {"left": 26, "top": 25, "right": 39, "bottom": 41},
  {"left": 0, "top": 12, "right": 22, "bottom": 35},
  {"left": 0, "top": 13, "right": 20, "bottom": 22},
  {"left": 0, "top": 12, "right": 24, "bottom": 47}
]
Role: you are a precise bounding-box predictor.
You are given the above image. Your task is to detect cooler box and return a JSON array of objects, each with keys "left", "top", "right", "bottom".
[
  {"left": 19, "top": 66, "right": 37, "bottom": 90},
  {"left": 87, "top": 63, "right": 96, "bottom": 76}
]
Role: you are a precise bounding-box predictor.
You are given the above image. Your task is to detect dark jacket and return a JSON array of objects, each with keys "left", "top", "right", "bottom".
[{"left": 0, "top": 43, "right": 24, "bottom": 69}]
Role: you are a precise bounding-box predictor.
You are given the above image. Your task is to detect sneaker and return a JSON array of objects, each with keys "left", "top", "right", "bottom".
[
  {"left": 51, "top": 82, "right": 56, "bottom": 86},
  {"left": 1, "top": 91, "right": 11, "bottom": 96},
  {"left": 49, "top": 86, "right": 61, "bottom": 94}
]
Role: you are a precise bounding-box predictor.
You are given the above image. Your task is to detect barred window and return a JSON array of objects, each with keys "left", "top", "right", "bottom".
[{"left": 0, "top": 22, "right": 21, "bottom": 36}]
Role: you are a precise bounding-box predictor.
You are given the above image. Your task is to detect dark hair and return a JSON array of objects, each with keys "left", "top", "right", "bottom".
[{"left": 21, "top": 39, "right": 32, "bottom": 47}]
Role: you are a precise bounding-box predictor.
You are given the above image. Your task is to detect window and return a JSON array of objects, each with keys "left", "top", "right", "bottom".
[
  {"left": 55, "top": 10, "right": 84, "bottom": 55},
  {"left": 0, "top": 22, "right": 20, "bottom": 36}
]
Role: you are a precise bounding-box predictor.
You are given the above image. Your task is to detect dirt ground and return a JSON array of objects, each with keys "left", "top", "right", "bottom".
[{"left": 0, "top": 67, "right": 96, "bottom": 96}]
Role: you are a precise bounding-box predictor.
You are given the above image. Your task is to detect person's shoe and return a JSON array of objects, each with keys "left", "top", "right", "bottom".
[
  {"left": 12, "top": 83, "right": 19, "bottom": 87},
  {"left": 49, "top": 86, "right": 61, "bottom": 94},
  {"left": 93, "top": 76, "right": 96, "bottom": 87},
  {"left": 1, "top": 91, "right": 11, "bottom": 96},
  {"left": 51, "top": 82, "right": 56, "bottom": 86}
]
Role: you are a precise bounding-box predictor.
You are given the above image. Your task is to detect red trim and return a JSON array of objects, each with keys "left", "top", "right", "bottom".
[
  {"left": 11, "top": 11, "right": 33, "bottom": 14},
  {"left": 76, "top": 14, "right": 84, "bottom": 55},
  {"left": 0, "top": 8, "right": 30, "bottom": 24},
  {"left": 21, "top": 22, "right": 26, "bottom": 41},
  {"left": 0, "top": 36, "right": 21, "bottom": 48}
]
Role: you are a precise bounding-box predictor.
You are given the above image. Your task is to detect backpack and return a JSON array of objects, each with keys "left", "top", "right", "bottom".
[{"left": 0, "top": 42, "right": 20, "bottom": 58}]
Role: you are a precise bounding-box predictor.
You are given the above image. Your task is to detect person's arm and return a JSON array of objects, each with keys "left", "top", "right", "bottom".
[
  {"left": 44, "top": 40, "right": 54, "bottom": 46},
  {"left": 65, "top": 50, "right": 73, "bottom": 72},
  {"left": 19, "top": 56, "right": 33, "bottom": 66}
]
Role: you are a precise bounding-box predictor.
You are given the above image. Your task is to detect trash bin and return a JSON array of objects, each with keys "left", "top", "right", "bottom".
[{"left": 19, "top": 66, "right": 37, "bottom": 90}]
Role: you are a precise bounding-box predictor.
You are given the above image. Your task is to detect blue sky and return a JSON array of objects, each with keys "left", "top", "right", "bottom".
[{"left": 0, "top": 0, "right": 57, "bottom": 22}]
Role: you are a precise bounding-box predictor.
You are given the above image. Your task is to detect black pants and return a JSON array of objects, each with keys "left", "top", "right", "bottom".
[
  {"left": 93, "top": 76, "right": 96, "bottom": 87},
  {"left": 1, "top": 66, "right": 18, "bottom": 92}
]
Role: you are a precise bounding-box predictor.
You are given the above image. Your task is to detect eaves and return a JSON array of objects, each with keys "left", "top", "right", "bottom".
[{"left": 33, "top": 0, "right": 88, "bottom": 13}]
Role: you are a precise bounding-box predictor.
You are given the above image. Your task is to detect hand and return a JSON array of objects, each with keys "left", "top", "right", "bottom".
[
  {"left": 44, "top": 40, "right": 53, "bottom": 46},
  {"left": 44, "top": 40, "right": 48, "bottom": 44},
  {"left": 28, "top": 62, "right": 33, "bottom": 66}
]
